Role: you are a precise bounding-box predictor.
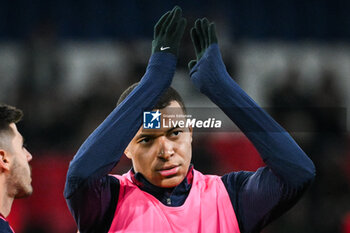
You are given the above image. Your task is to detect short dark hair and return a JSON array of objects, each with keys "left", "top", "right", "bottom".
[
  {"left": 0, "top": 104, "right": 23, "bottom": 132},
  {"left": 0, "top": 104, "right": 23, "bottom": 149},
  {"left": 117, "top": 83, "right": 186, "bottom": 113}
]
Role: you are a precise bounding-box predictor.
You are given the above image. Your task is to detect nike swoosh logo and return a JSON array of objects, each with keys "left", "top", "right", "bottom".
[{"left": 160, "top": 46, "right": 170, "bottom": 51}]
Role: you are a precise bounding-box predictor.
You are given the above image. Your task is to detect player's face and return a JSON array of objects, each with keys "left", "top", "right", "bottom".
[
  {"left": 6, "top": 123, "right": 33, "bottom": 198},
  {"left": 125, "top": 101, "right": 192, "bottom": 188}
]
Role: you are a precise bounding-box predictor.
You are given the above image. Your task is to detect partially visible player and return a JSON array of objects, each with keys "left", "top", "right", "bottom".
[
  {"left": 64, "top": 6, "right": 315, "bottom": 233},
  {"left": 0, "top": 104, "right": 33, "bottom": 233}
]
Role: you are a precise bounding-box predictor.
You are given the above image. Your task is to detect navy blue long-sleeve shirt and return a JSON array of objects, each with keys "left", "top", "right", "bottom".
[
  {"left": 0, "top": 215, "right": 14, "bottom": 233},
  {"left": 64, "top": 46, "right": 315, "bottom": 233}
]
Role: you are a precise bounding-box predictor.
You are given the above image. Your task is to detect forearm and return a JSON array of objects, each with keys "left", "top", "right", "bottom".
[
  {"left": 191, "top": 44, "right": 315, "bottom": 187},
  {"left": 64, "top": 52, "right": 177, "bottom": 198}
]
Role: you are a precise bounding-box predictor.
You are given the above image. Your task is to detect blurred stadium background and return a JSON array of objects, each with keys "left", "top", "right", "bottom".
[{"left": 0, "top": 1, "right": 349, "bottom": 232}]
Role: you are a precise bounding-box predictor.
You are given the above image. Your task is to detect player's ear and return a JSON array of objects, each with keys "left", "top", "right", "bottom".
[
  {"left": 188, "top": 126, "right": 193, "bottom": 142},
  {"left": 0, "top": 150, "right": 10, "bottom": 172}
]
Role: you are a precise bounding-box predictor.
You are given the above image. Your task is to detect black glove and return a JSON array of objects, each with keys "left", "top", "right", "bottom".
[
  {"left": 152, "top": 6, "right": 187, "bottom": 56},
  {"left": 188, "top": 18, "right": 218, "bottom": 70}
]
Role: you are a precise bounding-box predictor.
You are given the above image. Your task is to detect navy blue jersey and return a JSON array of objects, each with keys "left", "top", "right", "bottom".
[
  {"left": 0, "top": 217, "right": 14, "bottom": 233},
  {"left": 64, "top": 48, "right": 315, "bottom": 233}
]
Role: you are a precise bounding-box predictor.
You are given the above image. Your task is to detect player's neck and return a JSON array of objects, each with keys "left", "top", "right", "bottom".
[{"left": 0, "top": 176, "right": 14, "bottom": 217}]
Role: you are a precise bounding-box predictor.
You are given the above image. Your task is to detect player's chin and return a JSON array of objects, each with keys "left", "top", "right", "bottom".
[
  {"left": 158, "top": 174, "right": 185, "bottom": 188},
  {"left": 15, "top": 185, "right": 33, "bottom": 199}
]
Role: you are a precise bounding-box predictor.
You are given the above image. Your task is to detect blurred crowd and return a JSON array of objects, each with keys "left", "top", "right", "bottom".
[{"left": 0, "top": 2, "right": 350, "bottom": 233}]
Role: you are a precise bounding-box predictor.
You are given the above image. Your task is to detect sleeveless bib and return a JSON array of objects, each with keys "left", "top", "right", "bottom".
[{"left": 109, "top": 169, "right": 241, "bottom": 233}]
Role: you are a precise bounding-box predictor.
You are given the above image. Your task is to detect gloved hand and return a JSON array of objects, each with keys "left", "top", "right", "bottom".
[
  {"left": 152, "top": 6, "right": 187, "bottom": 56},
  {"left": 188, "top": 18, "right": 217, "bottom": 70}
]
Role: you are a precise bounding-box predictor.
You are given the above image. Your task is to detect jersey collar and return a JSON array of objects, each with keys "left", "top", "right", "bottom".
[{"left": 129, "top": 165, "right": 194, "bottom": 197}]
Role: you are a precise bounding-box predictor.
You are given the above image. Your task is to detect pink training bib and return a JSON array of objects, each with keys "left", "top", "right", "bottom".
[{"left": 109, "top": 169, "right": 241, "bottom": 233}]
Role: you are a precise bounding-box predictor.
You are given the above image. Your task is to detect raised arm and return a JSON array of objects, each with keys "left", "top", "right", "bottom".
[
  {"left": 64, "top": 7, "right": 186, "bottom": 232},
  {"left": 189, "top": 18, "right": 315, "bottom": 232}
]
